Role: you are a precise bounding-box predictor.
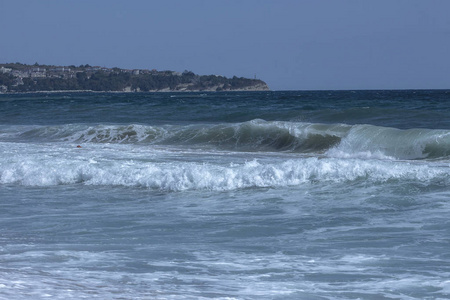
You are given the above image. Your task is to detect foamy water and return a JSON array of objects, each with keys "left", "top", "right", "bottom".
[{"left": 1, "top": 90, "right": 450, "bottom": 299}]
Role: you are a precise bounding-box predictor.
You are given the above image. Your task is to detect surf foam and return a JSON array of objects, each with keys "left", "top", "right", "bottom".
[{"left": 1, "top": 150, "right": 449, "bottom": 190}]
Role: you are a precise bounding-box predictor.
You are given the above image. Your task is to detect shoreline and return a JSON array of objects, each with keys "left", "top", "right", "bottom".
[{"left": 0, "top": 88, "right": 271, "bottom": 95}]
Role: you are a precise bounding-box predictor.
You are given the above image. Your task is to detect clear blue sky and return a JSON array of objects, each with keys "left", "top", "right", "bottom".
[{"left": 1, "top": 0, "right": 449, "bottom": 90}]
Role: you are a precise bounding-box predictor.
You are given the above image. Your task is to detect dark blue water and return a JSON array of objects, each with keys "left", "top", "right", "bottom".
[{"left": 1, "top": 90, "right": 450, "bottom": 299}]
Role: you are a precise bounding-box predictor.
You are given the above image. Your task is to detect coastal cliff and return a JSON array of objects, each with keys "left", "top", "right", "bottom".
[{"left": 0, "top": 63, "right": 269, "bottom": 93}]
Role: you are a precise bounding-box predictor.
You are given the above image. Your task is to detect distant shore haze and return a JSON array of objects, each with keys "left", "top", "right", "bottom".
[{"left": 0, "top": 63, "right": 269, "bottom": 93}]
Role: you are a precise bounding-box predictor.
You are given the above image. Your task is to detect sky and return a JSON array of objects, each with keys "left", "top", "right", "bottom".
[{"left": 1, "top": 0, "right": 449, "bottom": 90}]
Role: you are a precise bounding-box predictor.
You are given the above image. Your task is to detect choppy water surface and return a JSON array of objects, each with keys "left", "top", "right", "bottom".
[{"left": 1, "top": 90, "right": 450, "bottom": 299}]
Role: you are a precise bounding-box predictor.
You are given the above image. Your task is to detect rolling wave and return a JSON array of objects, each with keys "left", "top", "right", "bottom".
[{"left": 2, "top": 119, "right": 450, "bottom": 160}]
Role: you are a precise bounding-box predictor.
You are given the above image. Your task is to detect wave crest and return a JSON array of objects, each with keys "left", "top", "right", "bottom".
[
  {"left": 328, "top": 125, "right": 450, "bottom": 160},
  {"left": 3, "top": 120, "right": 450, "bottom": 159}
]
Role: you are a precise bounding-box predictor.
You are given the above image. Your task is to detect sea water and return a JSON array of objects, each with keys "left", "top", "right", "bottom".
[{"left": 1, "top": 90, "right": 450, "bottom": 299}]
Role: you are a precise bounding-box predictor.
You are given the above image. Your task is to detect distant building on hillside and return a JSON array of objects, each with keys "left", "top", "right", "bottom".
[
  {"left": 50, "top": 67, "right": 70, "bottom": 73},
  {"left": 48, "top": 67, "right": 78, "bottom": 79},
  {"left": 11, "top": 70, "right": 29, "bottom": 78},
  {"left": 0, "top": 67, "right": 12, "bottom": 73},
  {"left": 30, "top": 67, "right": 46, "bottom": 78}
]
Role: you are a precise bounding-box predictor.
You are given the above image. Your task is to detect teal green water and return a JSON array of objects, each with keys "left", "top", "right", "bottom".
[{"left": 1, "top": 90, "right": 450, "bottom": 299}]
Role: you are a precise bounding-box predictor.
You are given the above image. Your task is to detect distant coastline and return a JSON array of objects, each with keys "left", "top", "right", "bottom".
[{"left": 0, "top": 63, "right": 269, "bottom": 93}]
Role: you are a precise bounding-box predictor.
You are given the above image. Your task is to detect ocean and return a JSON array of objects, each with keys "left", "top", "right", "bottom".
[{"left": 1, "top": 90, "right": 450, "bottom": 299}]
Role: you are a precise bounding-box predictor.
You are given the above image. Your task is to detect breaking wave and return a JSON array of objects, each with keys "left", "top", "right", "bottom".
[
  {"left": 2, "top": 119, "right": 450, "bottom": 160},
  {"left": 1, "top": 155, "right": 449, "bottom": 190}
]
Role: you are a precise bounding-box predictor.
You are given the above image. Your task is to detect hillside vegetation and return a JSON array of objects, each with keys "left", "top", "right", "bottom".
[{"left": 0, "top": 63, "right": 269, "bottom": 93}]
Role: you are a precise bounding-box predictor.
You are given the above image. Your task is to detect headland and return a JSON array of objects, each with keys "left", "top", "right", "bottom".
[{"left": 0, "top": 63, "right": 269, "bottom": 93}]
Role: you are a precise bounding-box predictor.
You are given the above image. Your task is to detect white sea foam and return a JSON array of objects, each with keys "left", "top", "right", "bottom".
[
  {"left": 1, "top": 143, "right": 449, "bottom": 190},
  {"left": 3, "top": 88, "right": 450, "bottom": 300}
]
